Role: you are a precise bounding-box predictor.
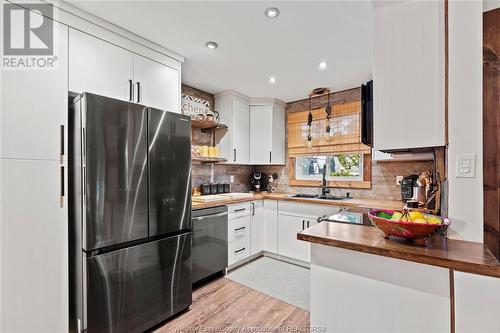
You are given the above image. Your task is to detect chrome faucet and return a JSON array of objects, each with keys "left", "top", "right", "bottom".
[{"left": 321, "top": 164, "right": 330, "bottom": 197}]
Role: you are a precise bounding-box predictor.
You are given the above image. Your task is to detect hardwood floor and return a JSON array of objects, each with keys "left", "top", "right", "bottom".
[{"left": 155, "top": 278, "right": 310, "bottom": 332}]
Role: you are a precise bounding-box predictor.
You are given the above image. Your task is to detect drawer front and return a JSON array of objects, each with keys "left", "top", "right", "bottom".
[
  {"left": 228, "top": 214, "right": 250, "bottom": 243},
  {"left": 228, "top": 237, "right": 251, "bottom": 266},
  {"left": 228, "top": 202, "right": 251, "bottom": 218}
]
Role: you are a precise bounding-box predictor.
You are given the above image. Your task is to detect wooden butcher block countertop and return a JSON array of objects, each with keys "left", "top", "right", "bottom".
[
  {"left": 192, "top": 192, "right": 404, "bottom": 211},
  {"left": 298, "top": 222, "right": 500, "bottom": 279}
]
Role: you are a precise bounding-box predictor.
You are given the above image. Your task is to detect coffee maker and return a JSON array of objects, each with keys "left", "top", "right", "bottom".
[
  {"left": 250, "top": 172, "right": 269, "bottom": 192},
  {"left": 400, "top": 174, "right": 419, "bottom": 201}
]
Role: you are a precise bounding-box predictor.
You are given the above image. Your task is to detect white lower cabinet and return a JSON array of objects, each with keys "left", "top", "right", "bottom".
[
  {"left": 250, "top": 201, "right": 265, "bottom": 255},
  {"left": 278, "top": 214, "right": 309, "bottom": 262},
  {"left": 228, "top": 238, "right": 251, "bottom": 266},
  {"left": 227, "top": 203, "right": 251, "bottom": 266},
  {"left": 1, "top": 159, "right": 68, "bottom": 333},
  {"left": 310, "top": 245, "right": 450, "bottom": 332},
  {"left": 454, "top": 271, "right": 500, "bottom": 332},
  {"left": 263, "top": 200, "right": 278, "bottom": 253}
]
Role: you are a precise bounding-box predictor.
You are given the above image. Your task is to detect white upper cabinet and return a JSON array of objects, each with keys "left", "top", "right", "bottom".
[
  {"left": 215, "top": 91, "right": 250, "bottom": 164},
  {"left": 231, "top": 97, "right": 250, "bottom": 163},
  {"left": 1, "top": 23, "right": 68, "bottom": 160},
  {"left": 69, "top": 29, "right": 181, "bottom": 112},
  {"left": 69, "top": 28, "right": 134, "bottom": 101},
  {"left": 133, "top": 55, "right": 180, "bottom": 112},
  {"left": 250, "top": 105, "right": 273, "bottom": 164},
  {"left": 249, "top": 100, "right": 286, "bottom": 165},
  {"left": 372, "top": 0, "right": 445, "bottom": 151},
  {"left": 216, "top": 92, "right": 285, "bottom": 165}
]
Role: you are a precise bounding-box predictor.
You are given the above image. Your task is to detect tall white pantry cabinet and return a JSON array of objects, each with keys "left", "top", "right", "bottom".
[
  {"left": 1, "top": 18, "right": 69, "bottom": 333},
  {"left": 0, "top": 4, "right": 182, "bottom": 332}
]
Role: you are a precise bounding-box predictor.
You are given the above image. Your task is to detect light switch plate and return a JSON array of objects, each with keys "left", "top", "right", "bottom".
[{"left": 455, "top": 154, "right": 476, "bottom": 178}]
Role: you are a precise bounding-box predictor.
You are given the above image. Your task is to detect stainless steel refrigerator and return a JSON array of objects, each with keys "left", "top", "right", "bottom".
[{"left": 69, "top": 93, "right": 192, "bottom": 333}]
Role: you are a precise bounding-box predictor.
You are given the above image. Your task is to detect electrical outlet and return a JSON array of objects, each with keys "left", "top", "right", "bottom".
[
  {"left": 229, "top": 175, "right": 235, "bottom": 183},
  {"left": 396, "top": 176, "right": 403, "bottom": 185}
]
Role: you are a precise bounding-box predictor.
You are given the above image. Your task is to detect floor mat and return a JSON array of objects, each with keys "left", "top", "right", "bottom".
[{"left": 226, "top": 257, "right": 310, "bottom": 311}]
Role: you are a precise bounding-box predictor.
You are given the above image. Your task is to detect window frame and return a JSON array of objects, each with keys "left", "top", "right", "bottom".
[
  {"left": 289, "top": 153, "right": 372, "bottom": 189},
  {"left": 294, "top": 154, "right": 364, "bottom": 182}
]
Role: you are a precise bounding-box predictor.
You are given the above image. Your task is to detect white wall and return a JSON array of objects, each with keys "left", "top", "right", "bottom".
[
  {"left": 483, "top": 0, "right": 500, "bottom": 12},
  {"left": 447, "top": 0, "right": 483, "bottom": 242}
]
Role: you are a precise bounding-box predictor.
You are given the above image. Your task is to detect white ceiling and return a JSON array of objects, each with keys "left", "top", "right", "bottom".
[{"left": 68, "top": 1, "right": 373, "bottom": 102}]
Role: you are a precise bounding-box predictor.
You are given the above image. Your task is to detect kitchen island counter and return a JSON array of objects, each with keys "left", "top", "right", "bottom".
[
  {"left": 299, "top": 222, "right": 500, "bottom": 332},
  {"left": 298, "top": 221, "right": 500, "bottom": 278}
]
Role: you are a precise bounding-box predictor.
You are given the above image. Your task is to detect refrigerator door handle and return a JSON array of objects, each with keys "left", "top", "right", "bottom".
[{"left": 136, "top": 82, "right": 141, "bottom": 103}]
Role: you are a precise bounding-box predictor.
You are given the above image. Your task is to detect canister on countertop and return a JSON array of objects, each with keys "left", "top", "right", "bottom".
[
  {"left": 201, "top": 184, "right": 211, "bottom": 196},
  {"left": 210, "top": 184, "right": 218, "bottom": 195},
  {"left": 223, "top": 183, "right": 231, "bottom": 193},
  {"left": 217, "top": 183, "right": 224, "bottom": 194}
]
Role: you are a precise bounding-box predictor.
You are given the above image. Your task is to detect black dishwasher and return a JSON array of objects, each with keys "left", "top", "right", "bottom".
[{"left": 192, "top": 206, "right": 228, "bottom": 284}]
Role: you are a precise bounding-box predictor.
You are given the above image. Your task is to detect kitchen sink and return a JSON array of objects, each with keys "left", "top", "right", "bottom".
[
  {"left": 291, "top": 194, "right": 318, "bottom": 199},
  {"left": 291, "top": 194, "right": 350, "bottom": 201},
  {"left": 317, "top": 195, "right": 349, "bottom": 201}
]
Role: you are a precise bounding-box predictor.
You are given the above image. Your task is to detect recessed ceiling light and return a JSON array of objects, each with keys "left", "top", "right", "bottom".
[
  {"left": 205, "top": 41, "right": 218, "bottom": 49},
  {"left": 319, "top": 61, "right": 328, "bottom": 70},
  {"left": 265, "top": 7, "right": 280, "bottom": 18},
  {"left": 269, "top": 76, "right": 276, "bottom": 84}
]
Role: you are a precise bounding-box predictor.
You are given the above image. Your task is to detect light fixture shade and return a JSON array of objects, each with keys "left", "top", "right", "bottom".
[
  {"left": 205, "top": 41, "right": 218, "bottom": 49},
  {"left": 265, "top": 7, "right": 280, "bottom": 18}
]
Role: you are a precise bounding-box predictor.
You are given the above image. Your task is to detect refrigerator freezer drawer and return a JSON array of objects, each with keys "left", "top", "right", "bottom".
[{"left": 85, "top": 233, "right": 192, "bottom": 333}]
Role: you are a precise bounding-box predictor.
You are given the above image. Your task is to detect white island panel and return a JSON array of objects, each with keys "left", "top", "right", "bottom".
[
  {"left": 454, "top": 271, "right": 500, "bottom": 333},
  {"left": 310, "top": 244, "right": 450, "bottom": 333}
]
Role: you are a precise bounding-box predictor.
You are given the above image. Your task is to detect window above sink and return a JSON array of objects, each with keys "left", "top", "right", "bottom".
[{"left": 295, "top": 154, "right": 363, "bottom": 182}]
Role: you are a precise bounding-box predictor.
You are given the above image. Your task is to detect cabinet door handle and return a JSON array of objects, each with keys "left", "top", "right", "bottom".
[
  {"left": 302, "top": 220, "right": 305, "bottom": 230},
  {"left": 60, "top": 166, "right": 65, "bottom": 208},
  {"left": 233, "top": 148, "right": 236, "bottom": 162},
  {"left": 269, "top": 150, "right": 272, "bottom": 163},
  {"left": 128, "top": 79, "right": 133, "bottom": 102},
  {"left": 252, "top": 202, "right": 255, "bottom": 216},
  {"left": 59, "top": 125, "right": 64, "bottom": 163},
  {"left": 234, "top": 226, "right": 246, "bottom": 232},
  {"left": 234, "top": 247, "right": 246, "bottom": 254},
  {"left": 136, "top": 82, "right": 141, "bottom": 103},
  {"left": 234, "top": 208, "right": 246, "bottom": 212},
  {"left": 307, "top": 220, "right": 310, "bottom": 228}
]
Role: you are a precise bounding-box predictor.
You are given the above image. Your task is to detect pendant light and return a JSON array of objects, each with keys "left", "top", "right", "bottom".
[
  {"left": 324, "top": 92, "right": 334, "bottom": 142},
  {"left": 307, "top": 95, "right": 313, "bottom": 149}
]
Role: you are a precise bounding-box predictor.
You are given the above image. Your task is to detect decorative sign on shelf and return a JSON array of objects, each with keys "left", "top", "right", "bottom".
[{"left": 181, "top": 94, "right": 210, "bottom": 117}]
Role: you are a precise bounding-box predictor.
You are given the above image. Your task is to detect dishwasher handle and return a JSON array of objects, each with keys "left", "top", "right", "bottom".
[{"left": 192, "top": 211, "right": 228, "bottom": 221}]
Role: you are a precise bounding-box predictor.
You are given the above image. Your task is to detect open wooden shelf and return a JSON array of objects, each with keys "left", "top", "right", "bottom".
[
  {"left": 191, "top": 118, "right": 228, "bottom": 132},
  {"left": 192, "top": 156, "right": 227, "bottom": 164}
]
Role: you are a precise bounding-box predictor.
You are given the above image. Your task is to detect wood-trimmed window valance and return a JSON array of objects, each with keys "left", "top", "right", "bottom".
[
  {"left": 287, "top": 101, "right": 371, "bottom": 157},
  {"left": 287, "top": 100, "right": 372, "bottom": 189}
]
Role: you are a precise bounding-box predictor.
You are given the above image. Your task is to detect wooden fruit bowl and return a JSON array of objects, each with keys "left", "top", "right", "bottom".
[{"left": 368, "top": 210, "right": 451, "bottom": 245}]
